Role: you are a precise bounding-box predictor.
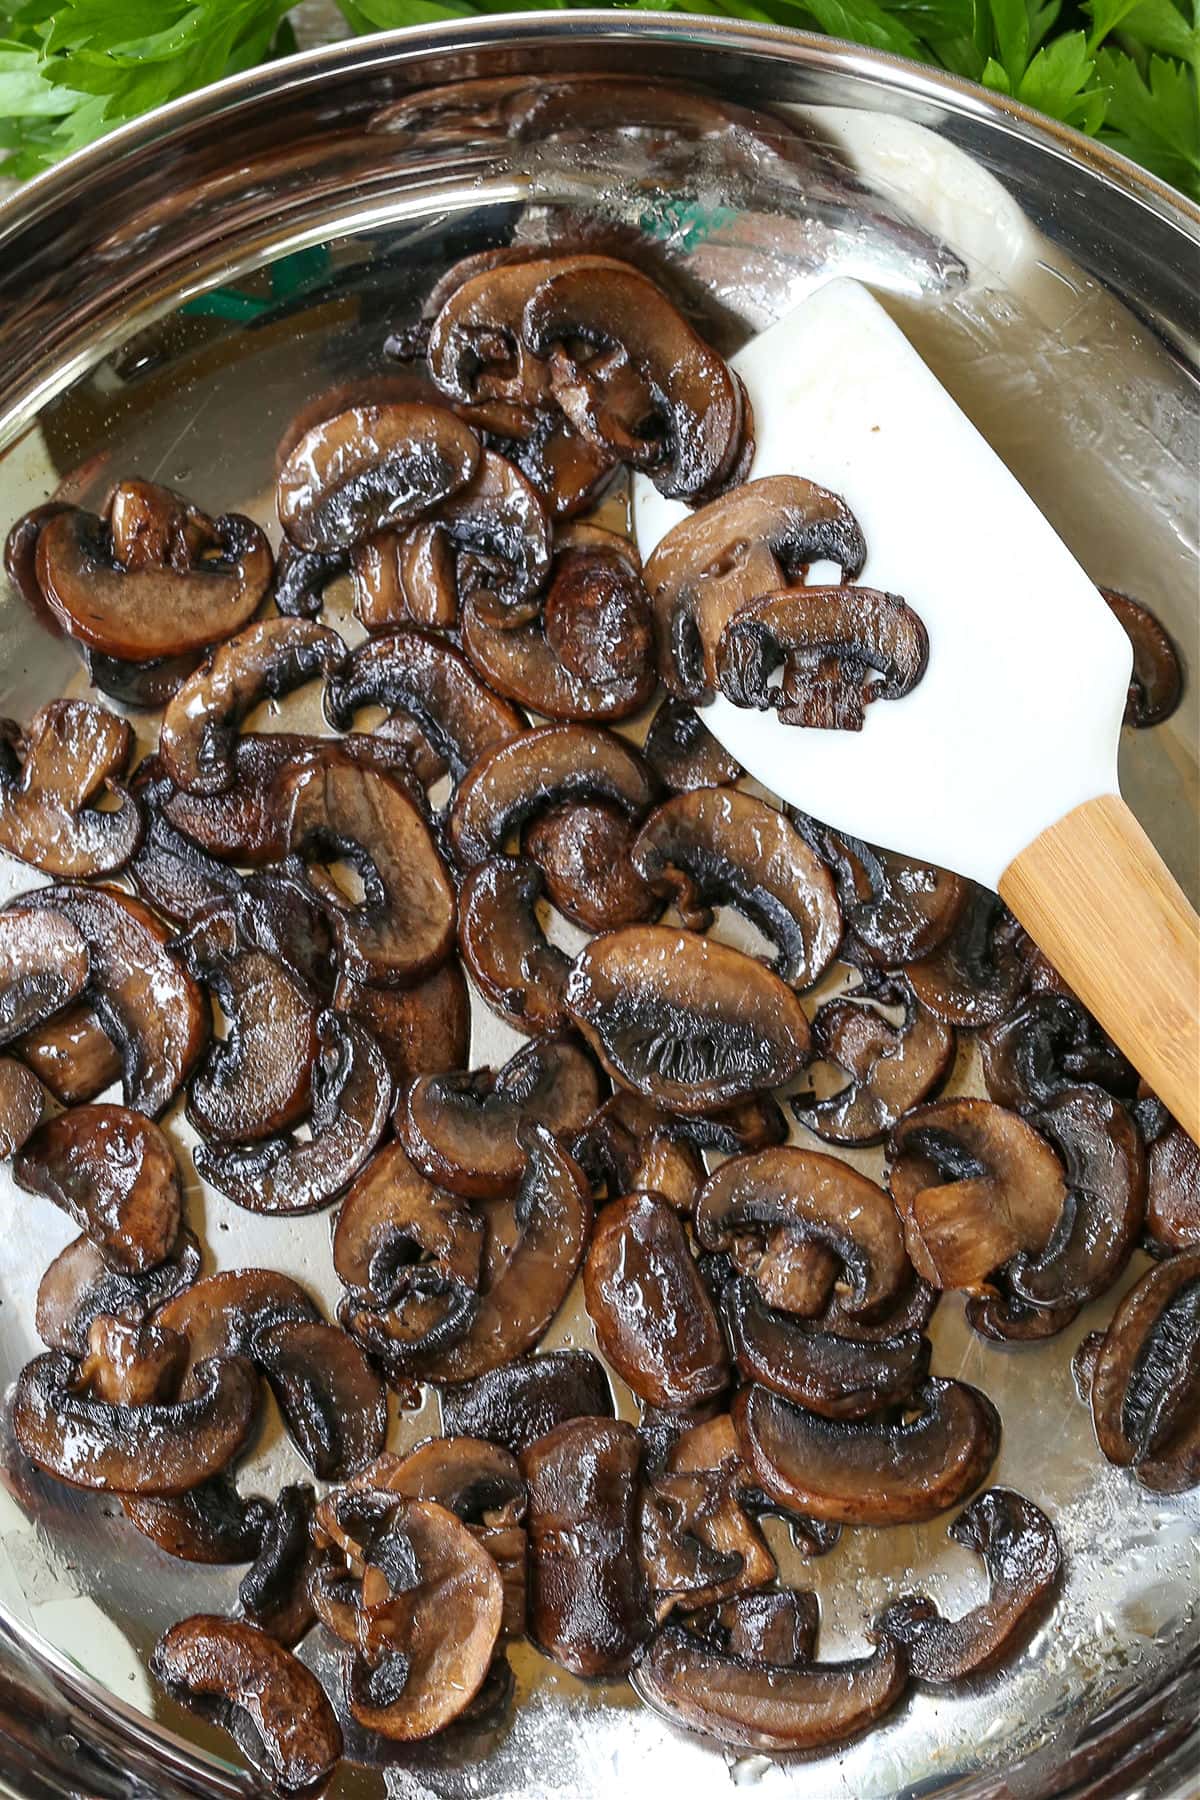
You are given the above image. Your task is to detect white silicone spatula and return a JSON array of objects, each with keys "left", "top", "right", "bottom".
[{"left": 634, "top": 279, "right": 1200, "bottom": 1139}]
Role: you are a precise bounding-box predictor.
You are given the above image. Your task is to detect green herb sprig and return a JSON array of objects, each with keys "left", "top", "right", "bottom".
[{"left": 1, "top": 0, "right": 1196, "bottom": 197}]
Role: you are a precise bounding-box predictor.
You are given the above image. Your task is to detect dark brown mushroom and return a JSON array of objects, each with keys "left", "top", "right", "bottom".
[
  {"left": 792, "top": 814, "right": 967, "bottom": 969},
  {"left": 254, "top": 1318, "right": 387, "bottom": 1481},
  {"left": 630, "top": 788, "right": 842, "bottom": 989},
  {"left": 35, "top": 488, "right": 272, "bottom": 661},
  {"left": 440, "top": 1350, "right": 614, "bottom": 1454},
  {"left": 324, "top": 628, "right": 526, "bottom": 783},
  {"left": 159, "top": 618, "right": 347, "bottom": 795},
  {"left": 127, "top": 756, "right": 245, "bottom": 924},
  {"left": 0, "top": 906, "right": 89, "bottom": 1046},
  {"left": 277, "top": 403, "right": 480, "bottom": 553},
  {"left": 280, "top": 751, "right": 456, "bottom": 988},
  {"left": 237, "top": 1483, "right": 322, "bottom": 1646},
  {"left": 877, "top": 1488, "right": 1062, "bottom": 1683},
  {"left": 12, "top": 1349, "right": 258, "bottom": 1493},
  {"left": 732, "top": 1376, "right": 1000, "bottom": 1524},
  {"left": 272, "top": 540, "right": 349, "bottom": 621},
  {"left": 695, "top": 1146, "right": 910, "bottom": 1318},
  {"left": 426, "top": 253, "right": 574, "bottom": 423},
  {"left": 14, "top": 883, "right": 208, "bottom": 1117},
  {"left": 152, "top": 1615, "right": 342, "bottom": 1794},
  {"left": 448, "top": 723, "right": 656, "bottom": 871},
  {"left": 543, "top": 526, "right": 654, "bottom": 678},
  {"left": 565, "top": 926, "right": 811, "bottom": 1113},
  {"left": 0, "top": 1056, "right": 42, "bottom": 1157},
  {"left": 643, "top": 697, "right": 744, "bottom": 792},
  {"left": 718, "top": 585, "right": 928, "bottom": 730},
  {"left": 965, "top": 1291, "right": 1081, "bottom": 1344},
  {"left": 644, "top": 477, "right": 866, "bottom": 704},
  {"left": 461, "top": 583, "right": 655, "bottom": 722},
  {"left": 458, "top": 856, "right": 571, "bottom": 1035},
  {"left": 194, "top": 1013, "right": 390, "bottom": 1215},
  {"left": 155, "top": 1268, "right": 319, "bottom": 1374},
  {"left": 521, "top": 1416, "right": 648, "bottom": 1676},
  {"left": 226, "top": 873, "right": 338, "bottom": 999},
  {"left": 1100, "top": 587, "right": 1184, "bottom": 728},
  {"left": 84, "top": 646, "right": 201, "bottom": 710},
  {"left": 0, "top": 701, "right": 141, "bottom": 876},
  {"left": 979, "top": 992, "right": 1137, "bottom": 1111},
  {"left": 415, "top": 1123, "right": 592, "bottom": 1382},
  {"left": 585, "top": 1192, "right": 728, "bottom": 1409},
  {"left": 711, "top": 1589, "right": 821, "bottom": 1667},
  {"left": 907, "top": 886, "right": 1031, "bottom": 1028},
  {"left": 13, "top": 1002, "right": 122, "bottom": 1107},
  {"left": 572, "top": 1090, "right": 706, "bottom": 1214},
  {"left": 1089, "top": 1251, "right": 1200, "bottom": 1492},
  {"left": 723, "top": 1275, "right": 930, "bottom": 1418},
  {"left": 122, "top": 1476, "right": 271, "bottom": 1565},
  {"left": 639, "top": 1413, "right": 775, "bottom": 1620},
  {"left": 397, "top": 1035, "right": 600, "bottom": 1200},
  {"left": 332, "top": 959, "right": 469, "bottom": 1091},
  {"left": 15, "top": 1103, "right": 181, "bottom": 1273},
  {"left": 523, "top": 800, "right": 658, "bottom": 932},
  {"left": 791, "top": 973, "right": 955, "bottom": 1147},
  {"left": 36, "top": 1228, "right": 201, "bottom": 1357},
  {"left": 888, "top": 1098, "right": 1068, "bottom": 1291},
  {"left": 76, "top": 1312, "right": 188, "bottom": 1408},
  {"left": 1145, "top": 1119, "right": 1200, "bottom": 1252}
]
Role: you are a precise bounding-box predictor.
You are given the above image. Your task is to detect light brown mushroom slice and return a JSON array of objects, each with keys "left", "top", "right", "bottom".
[
  {"left": 0, "top": 1056, "right": 43, "bottom": 1158},
  {"left": 791, "top": 974, "right": 956, "bottom": 1147},
  {"left": 0, "top": 700, "right": 141, "bottom": 877},
  {"left": 0, "top": 907, "right": 89, "bottom": 1047},
  {"left": 332, "top": 960, "right": 469, "bottom": 1091},
  {"left": 15, "top": 1003, "right": 124, "bottom": 1107},
  {"left": 15, "top": 1103, "right": 181, "bottom": 1272}
]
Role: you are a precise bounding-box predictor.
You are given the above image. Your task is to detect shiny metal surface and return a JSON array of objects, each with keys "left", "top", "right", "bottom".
[{"left": 0, "top": 18, "right": 1196, "bottom": 1800}]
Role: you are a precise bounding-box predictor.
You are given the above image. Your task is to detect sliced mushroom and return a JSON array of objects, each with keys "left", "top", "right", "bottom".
[
  {"left": 722, "top": 1275, "right": 930, "bottom": 1419},
  {"left": 35, "top": 491, "right": 272, "bottom": 660},
  {"left": 4, "top": 500, "right": 74, "bottom": 621},
  {"left": 229, "top": 872, "right": 338, "bottom": 1000},
  {"left": 632, "top": 1621, "right": 907, "bottom": 1751},
  {"left": 793, "top": 814, "right": 967, "bottom": 968},
  {"left": 461, "top": 585, "right": 655, "bottom": 722},
  {"left": 440, "top": 1350, "right": 614, "bottom": 1454},
  {"left": 712, "top": 1589, "right": 821, "bottom": 1667},
  {"left": 0, "top": 700, "right": 141, "bottom": 876},
  {"left": 324, "top": 628, "right": 526, "bottom": 783},
  {"left": 644, "top": 477, "right": 866, "bottom": 703},
  {"left": 521, "top": 1416, "right": 648, "bottom": 1676},
  {"left": 718, "top": 585, "right": 928, "bottom": 731},
  {"left": 123, "top": 1477, "right": 272, "bottom": 1565},
  {"left": 15, "top": 1103, "right": 181, "bottom": 1273},
  {"left": 13, "top": 1002, "right": 122, "bottom": 1107},
  {"left": 639, "top": 1413, "right": 775, "bottom": 1619},
  {"left": 573, "top": 1089, "right": 785, "bottom": 1212},
  {"left": 36, "top": 1228, "right": 201, "bottom": 1357},
  {"left": 12, "top": 1349, "right": 258, "bottom": 1493},
  {"left": 644, "top": 697, "right": 743, "bottom": 792},
  {"left": 152, "top": 1615, "right": 342, "bottom": 1794},
  {"left": 585, "top": 1192, "right": 728, "bottom": 1409},
  {"left": 398, "top": 1035, "right": 600, "bottom": 1200},
  {"left": 76, "top": 1312, "right": 188, "bottom": 1407},
  {"left": 888, "top": 1098, "right": 1068, "bottom": 1291},
  {"left": 254, "top": 1318, "right": 387, "bottom": 1481},
  {"left": 414, "top": 1123, "right": 592, "bottom": 1382},
  {"left": 877, "top": 1488, "right": 1062, "bottom": 1683},
  {"left": 332, "top": 960, "right": 469, "bottom": 1091},
  {"left": 15, "top": 883, "right": 208, "bottom": 1117},
  {"left": 631, "top": 788, "right": 841, "bottom": 989},
  {"left": 1089, "top": 1252, "right": 1200, "bottom": 1492},
  {"left": 277, "top": 403, "right": 480, "bottom": 553},
  {"left": 732, "top": 1377, "right": 1000, "bottom": 1524},
  {"left": 459, "top": 856, "right": 571, "bottom": 1035},
  {"left": 127, "top": 756, "right": 244, "bottom": 924},
  {"left": 159, "top": 619, "right": 347, "bottom": 795},
  {"left": 792, "top": 973, "right": 955, "bottom": 1147},
  {"left": 194, "top": 1013, "right": 390, "bottom": 1215},
  {"left": 281, "top": 751, "right": 455, "bottom": 987},
  {"left": 0, "top": 906, "right": 89, "bottom": 1046},
  {"left": 544, "top": 528, "right": 653, "bottom": 677},
  {"left": 273, "top": 540, "right": 349, "bottom": 621},
  {"left": 0, "top": 1056, "right": 43, "bottom": 1158},
  {"left": 979, "top": 992, "right": 1137, "bottom": 1111},
  {"left": 1100, "top": 587, "right": 1184, "bottom": 728},
  {"left": 523, "top": 801, "right": 657, "bottom": 932},
  {"left": 695, "top": 1146, "right": 909, "bottom": 1318},
  {"left": 907, "top": 886, "right": 1031, "bottom": 1028},
  {"left": 565, "top": 926, "right": 811, "bottom": 1113},
  {"left": 448, "top": 723, "right": 656, "bottom": 871},
  {"left": 238, "top": 1482, "right": 322, "bottom": 1646},
  {"left": 155, "top": 1268, "right": 320, "bottom": 1374},
  {"left": 965, "top": 1290, "right": 1081, "bottom": 1343},
  {"left": 1145, "top": 1119, "right": 1200, "bottom": 1252}
]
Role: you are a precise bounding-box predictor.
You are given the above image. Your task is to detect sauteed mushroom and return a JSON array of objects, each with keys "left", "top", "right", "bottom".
[
  {"left": 238, "top": 1482, "right": 322, "bottom": 1646},
  {"left": 0, "top": 1056, "right": 42, "bottom": 1157},
  {"left": 0, "top": 701, "right": 141, "bottom": 876},
  {"left": 524, "top": 801, "right": 657, "bottom": 932},
  {"left": 273, "top": 541, "right": 349, "bottom": 622},
  {"left": 426, "top": 254, "right": 590, "bottom": 423},
  {"left": 793, "top": 815, "right": 966, "bottom": 968},
  {"left": 14, "top": 1003, "right": 122, "bottom": 1107},
  {"left": 127, "top": 757, "right": 243, "bottom": 924},
  {"left": 36, "top": 1229, "right": 201, "bottom": 1357},
  {"left": 440, "top": 1350, "right": 614, "bottom": 1454},
  {"left": 907, "top": 886, "right": 1031, "bottom": 1028},
  {"left": 458, "top": 856, "right": 571, "bottom": 1035},
  {"left": 979, "top": 992, "right": 1137, "bottom": 1111},
  {"left": 722, "top": 1275, "right": 930, "bottom": 1418},
  {"left": 15, "top": 1103, "right": 181, "bottom": 1273},
  {"left": 792, "top": 973, "right": 955, "bottom": 1147},
  {"left": 461, "top": 587, "right": 655, "bottom": 722},
  {"left": 254, "top": 1318, "right": 387, "bottom": 1481},
  {"left": 76, "top": 1312, "right": 188, "bottom": 1408},
  {"left": 1088, "top": 1252, "right": 1200, "bottom": 1492},
  {"left": 1100, "top": 587, "right": 1184, "bottom": 727},
  {"left": 543, "top": 526, "right": 654, "bottom": 681},
  {"left": 123, "top": 1477, "right": 271, "bottom": 1566},
  {"left": 0, "top": 907, "right": 89, "bottom": 1046},
  {"left": 639, "top": 1413, "right": 775, "bottom": 1620},
  {"left": 572, "top": 1090, "right": 707, "bottom": 1213},
  {"left": 1144, "top": 1118, "right": 1200, "bottom": 1252},
  {"left": 333, "top": 960, "right": 469, "bottom": 1090},
  {"left": 643, "top": 697, "right": 743, "bottom": 792},
  {"left": 155, "top": 1268, "right": 319, "bottom": 1373}
]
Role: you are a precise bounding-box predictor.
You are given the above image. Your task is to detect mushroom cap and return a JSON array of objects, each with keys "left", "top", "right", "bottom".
[
  {"left": 15, "top": 1103, "right": 182, "bottom": 1273},
  {"left": 0, "top": 700, "right": 142, "bottom": 878}
]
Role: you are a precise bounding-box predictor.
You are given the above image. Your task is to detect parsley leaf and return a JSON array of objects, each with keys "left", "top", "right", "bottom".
[{"left": 1098, "top": 46, "right": 1200, "bottom": 190}]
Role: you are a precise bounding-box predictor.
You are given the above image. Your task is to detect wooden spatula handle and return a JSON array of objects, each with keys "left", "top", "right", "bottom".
[{"left": 999, "top": 794, "right": 1200, "bottom": 1142}]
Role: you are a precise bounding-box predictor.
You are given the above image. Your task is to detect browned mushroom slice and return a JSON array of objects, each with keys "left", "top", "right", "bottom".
[
  {"left": 0, "top": 1056, "right": 42, "bottom": 1158},
  {"left": 542, "top": 526, "right": 654, "bottom": 679},
  {"left": 237, "top": 1482, "right": 321, "bottom": 1647},
  {"left": 440, "top": 1351, "right": 614, "bottom": 1454},
  {"left": 12, "top": 1349, "right": 258, "bottom": 1494},
  {"left": 979, "top": 992, "right": 1137, "bottom": 1111},
  {"left": 75, "top": 1312, "right": 188, "bottom": 1408},
  {"left": 448, "top": 722, "right": 656, "bottom": 871},
  {"left": 1145, "top": 1118, "right": 1200, "bottom": 1252},
  {"left": 0, "top": 701, "right": 141, "bottom": 876},
  {"left": 14, "top": 1002, "right": 122, "bottom": 1107},
  {"left": 0, "top": 906, "right": 89, "bottom": 1046},
  {"left": 15, "top": 883, "right": 208, "bottom": 1117},
  {"left": 718, "top": 586, "right": 928, "bottom": 731},
  {"left": 644, "top": 697, "right": 744, "bottom": 792},
  {"left": 792, "top": 973, "right": 955, "bottom": 1148},
  {"left": 639, "top": 1413, "right": 775, "bottom": 1620},
  {"left": 416, "top": 1124, "right": 592, "bottom": 1382},
  {"left": 195, "top": 1013, "right": 390, "bottom": 1215},
  {"left": 35, "top": 495, "right": 272, "bottom": 661},
  {"left": 585, "top": 1192, "right": 728, "bottom": 1409},
  {"left": 965, "top": 1290, "right": 1081, "bottom": 1343},
  {"left": 281, "top": 753, "right": 455, "bottom": 988},
  {"left": 459, "top": 856, "right": 571, "bottom": 1036},
  {"left": 159, "top": 619, "right": 347, "bottom": 795},
  {"left": 1100, "top": 588, "right": 1184, "bottom": 727},
  {"left": 272, "top": 540, "right": 349, "bottom": 620},
  {"left": 254, "top": 1318, "right": 387, "bottom": 1481},
  {"left": 123, "top": 1477, "right": 272, "bottom": 1565},
  {"left": 631, "top": 788, "right": 842, "bottom": 989},
  {"left": 152, "top": 1615, "right": 342, "bottom": 1794},
  {"left": 711, "top": 1589, "right": 821, "bottom": 1667},
  {"left": 15, "top": 1103, "right": 181, "bottom": 1273},
  {"left": 523, "top": 800, "right": 657, "bottom": 932},
  {"left": 907, "top": 886, "right": 1031, "bottom": 1028},
  {"left": 324, "top": 628, "right": 526, "bottom": 783},
  {"left": 644, "top": 477, "right": 866, "bottom": 703},
  {"left": 633, "top": 1620, "right": 907, "bottom": 1751},
  {"left": 277, "top": 403, "right": 480, "bottom": 553},
  {"left": 521, "top": 1416, "right": 648, "bottom": 1676},
  {"left": 888, "top": 1098, "right": 1068, "bottom": 1291},
  {"left": 461, "top": 587, "right": 655, "bottom": 722},
  {"left": 572, "top": 1090, "right": 706, "bottom": 1214},
  {"left": 155, "top": 1268, "right": 319, "bottom": 1375},
  {"left": 228, "top": 872, "right": 337, "bottom": 1000},
  {"left": 127, "top": 756, "right": 245, "bottom": 924},
  {"left": 4, "top": 500, "right": 74, "bottom": 622},
  {"left": 36, "top": 1228, "right": 201, "bottom": 1357},
  {"left": 332, "top": 960, "right": 469, "bottom": 1090},
  {"left": 398, "top": 1035, "right": 600, "bottom": 1201},
  {"left": 877, "top": 1488, "right": 1062, "bottom": 1683},
  {"left": 1090, "top": 1252, "right": 1200, "bottom": 1492},
  {"left": 696, "top": 1146, "right": 909, "bottom": 1318},
  {"left": 722, "top": 1276, "right": 930, "bottom": 1419},
  {"left": 793, "top": 814, "right": 967, "bottom": 968},
  {"left": 565, "top": 927, "right": 810, "bottom": 1114},
  {"left": 733, "top": 1377, "right": 1000, "bottom": 1525}
]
